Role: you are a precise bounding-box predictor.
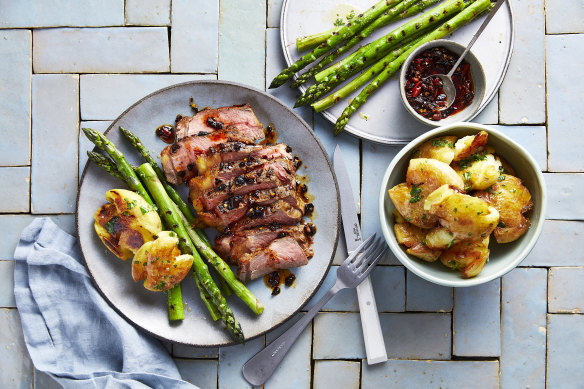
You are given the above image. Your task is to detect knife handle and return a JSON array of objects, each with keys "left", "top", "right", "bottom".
[{"left": 356, "top": 276, "right": 388, "bottom": 365}]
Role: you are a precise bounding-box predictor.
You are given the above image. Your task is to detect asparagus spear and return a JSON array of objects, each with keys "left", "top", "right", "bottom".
[
  {"left": 136, "top": 163, "right": 245, "bottom": 343},
  {"left": 311, "top": 36, "right": 424, "bottom": 112},
  {"left": 296, "top": 25, "right": 340, "bottom": 52},
  {"left": 82, "top": 128, "right": 185, "bottom": 321},
  {"left": 333, "top": 0, "right": 493, "bottom": 135},
  {"left": 315, "top": 0, "right": 468, "bottom": 83},
  {"left": 86, "top": 151, "right": 125, "bottom": 181},
  {"left": 269, "top": 0, "right": 401, "bottom": 88},
  {"left": 291, "top": 0, "right": 441, "bottom": 88}
]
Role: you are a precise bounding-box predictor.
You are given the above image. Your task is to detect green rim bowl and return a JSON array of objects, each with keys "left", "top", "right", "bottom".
[
  {"left": 399, "top": 39, "right": 486, "bottom": 127},
  {"left": 378, "top": 122, "right": 547, "bottom": 287}
]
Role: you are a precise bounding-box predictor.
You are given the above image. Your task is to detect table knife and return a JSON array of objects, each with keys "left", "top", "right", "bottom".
[{"left": 333, "top": 145, "right": 388, "bottom": 365}]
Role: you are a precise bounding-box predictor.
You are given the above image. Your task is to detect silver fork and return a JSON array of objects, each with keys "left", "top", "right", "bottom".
[{"left": 242, "top": 234, "right": 388, "bottom": 386}]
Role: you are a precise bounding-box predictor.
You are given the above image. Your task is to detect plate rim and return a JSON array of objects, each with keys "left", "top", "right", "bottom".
[
  {"left": 279, "top": 0, "right": 515, "bottom": 145},
  {"left": 75, "top": 79, "right": 341, "bottom": 346}
]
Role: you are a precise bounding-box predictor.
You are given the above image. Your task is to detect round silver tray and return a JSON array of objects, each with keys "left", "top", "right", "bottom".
[{"left": 280, "top": 0, "right": 514, "bottom": 144}]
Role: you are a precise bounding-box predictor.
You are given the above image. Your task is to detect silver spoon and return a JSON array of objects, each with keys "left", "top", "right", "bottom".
[{"left": 428, "top": 0, "right": 507, "bottom": 110}]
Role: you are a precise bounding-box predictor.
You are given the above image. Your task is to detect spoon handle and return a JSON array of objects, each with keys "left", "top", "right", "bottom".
[{"left": 447, "top": 0, "right": 507, "bottom": 78}]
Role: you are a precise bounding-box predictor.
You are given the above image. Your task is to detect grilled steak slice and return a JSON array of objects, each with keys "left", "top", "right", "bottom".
[
  {"left": 196, "top": 185, "right": 304, "bottom": 229},
  {"left": 190, "top": 160, "right": 296, "bottom": 212},
  {"left": 162, "top": 142, "right": 293, "bottom": 185},
  {"left": 189, "top": 157, "right": 296, "bottom": 196},
  {"left": 231, "top": 200, "right": 304, "bottom": 231},
  {"left": 175, "top": 104, "right": 264, "bottom": 141},
  {"left": 237, "top": 237, "right": 309, "bottom": 282},
  {"left": 215, "top": 224, "right": 313, "bottom": 264}
]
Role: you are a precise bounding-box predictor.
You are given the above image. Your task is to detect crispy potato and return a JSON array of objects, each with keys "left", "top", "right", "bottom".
[
  {"left": 424, "top": 185, "right": 499, "bottom": 241},
  {"left": 453, "top": 153, "right": 503, "bottom": 191},
  {"left": 425, "top": 226, "right": 458, "bottom": 250},
  {"left": 394, "top": 221, "right": 441, "bottom": 262},
  {"left": 94, "top": 189, "right": 161, "bottom": 260},
  {"left": 406, "top": 158, "right": 465, "bottom": 191},
  {"left": 453, "top": 130, "right": 489, "bottom": 161},
  {"left": 475, "top": 174, "right": 533, "bottom": 243},
  {"left": 388, "top": 182, "right": 438, "bottom": 229},
  {"left": 494, "top": 154, "right": 516, "bottom": 176},
  {"left": 132, "top": 231, "right": 193, "bottom": 291},
  {"left": 440, "top": 237, "right": 490, "bottom": 278},
  {"left": 412, "top": 136, "right": 458, "bottom": 164}
]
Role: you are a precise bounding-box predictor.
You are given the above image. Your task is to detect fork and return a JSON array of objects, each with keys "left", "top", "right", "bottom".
[{"left": 242, "top": 234, "right": 388, "bottom": 386}]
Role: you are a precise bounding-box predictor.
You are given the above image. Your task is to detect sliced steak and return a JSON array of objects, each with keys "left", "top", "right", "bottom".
[
  {"left": 190, "top": 160, "right": 296, "bottom": 212},
  {"left": 237, "top": 237, "right": 309, "bottom": 282},
  {"left": 215, "top": 224, "right": 313, "bottom": 264},
  {"left": 231, "top": 200, "right": 304, "bottom": 231},
  {"left": 175, "top": 104, "right": 264, "bottom": 141}
]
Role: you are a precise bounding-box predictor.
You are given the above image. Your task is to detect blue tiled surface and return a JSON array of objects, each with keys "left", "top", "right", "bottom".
[{"left": 1, "top": 1, "right": 582, "bottom": 387}]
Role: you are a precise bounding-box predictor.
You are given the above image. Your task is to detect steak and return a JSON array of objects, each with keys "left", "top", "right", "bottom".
[
  {"left": 231, "top": 200, "right": 304, "bottom": 231},
  {"left": 237, "top": 237, "right": 309, "bottom": 282},
  {"left": 175, "top": 104, "right": 264, "bottom": 141}
]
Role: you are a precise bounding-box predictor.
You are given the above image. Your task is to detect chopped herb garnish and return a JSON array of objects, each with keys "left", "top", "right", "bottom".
[
  {"left": 498, "top": 221, "right": 507, "bottom": 228},
  {"left": 498, "top": 174, "right": 506, "bottom": 182},
  {"left": 409, "top": 185, "right": 423, "bottom": 203},
  {"left": 431, "top": 138, "right": 454, "bottom": 148},
  {"left": 457, "top": 152, "right": 487, "bottom": 169},
  {"left": 139, "top": 206, "right": 150, "bottom": 214},
  {"left": 104, "top": 217, "right": 118, "bottom": 235}
]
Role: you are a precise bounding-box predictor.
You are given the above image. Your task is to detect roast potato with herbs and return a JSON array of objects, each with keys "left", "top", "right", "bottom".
[
  {"left": 440, "top": 237, "right": 490, "bottom": 278},
  {"left": 475, "top": 174, "right": 533, "bottom": 243},
  {"left": 412, "top": 136, "right": 457, "bottom": 164},
  {"left": 94, "top": 189, "right": 161, "bottom": 260},
  {"left": 453, "top": 153, "right": 503, "bottom": 191},
  {"left": 406, "top": 158, "right": 465, "bottom": 192},
  {"left": 388, "top": 182, "right": 438, "bottom": 229},
  {"left": 394, "top": 219, "right": 441, "bottom": 262},
  {"left": 453, "top": 131, "right": 489, "bottom": 161}
]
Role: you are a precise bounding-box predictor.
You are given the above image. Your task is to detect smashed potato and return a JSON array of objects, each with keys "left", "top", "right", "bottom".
[
  {"left": 132, "top": 231, "right": 193, "bottom": 291},
  {"left": 387, "top": 130, "right": 534, "bottom": 278},
  {"left": 475, "top": 174, "right": 533, "bottom": 243},
  {"left": 94, "top": 189, "right": 161, "bottom": 260}
]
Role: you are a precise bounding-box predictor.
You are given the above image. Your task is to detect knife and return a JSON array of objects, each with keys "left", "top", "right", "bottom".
[{"left": 333, "top": 145, "right": 388, "bottom": 365}]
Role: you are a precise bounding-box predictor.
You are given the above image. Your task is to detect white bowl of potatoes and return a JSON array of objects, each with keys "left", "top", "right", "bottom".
[{"left": 379, "top": 123, "right": 546, "bottom": 287}]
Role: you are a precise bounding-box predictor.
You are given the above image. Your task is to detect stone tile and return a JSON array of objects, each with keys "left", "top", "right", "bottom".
[
  {"left": 0, "top": 0, "right": 124, "bottom": 28},
  {"left": 547, "top": 314, "right": 584, "bottom": 388},
  {"left": 473, "top": 92, "right": 498, "bottom": 125},
  {"left": 314, "top": 360, "right": 360, "bottom": 389},
  {"left": 304, "top": 265, "right": 405, "bottom": 312},
  {"left": 547, "top": 34, "right": 584, "bottom": 172},
  {"left": 219, "top": 0, "right": 266, "bottom": 90},
  {"left": 490, "top": 125, "right": 547, "bottom": 171},
  {"left": 175, "top": 359, "right": 218, "bottom": 389},
  {"left": 0, "top": 309, "right": 33, "bottom": 389},
  {"left": 126, "top": 0, "right": 170, "bottom": 26},
  {"left": 361, "top": 142, "right": 402, "bottom": 265},
  {"left": 545, "top": 0, "right": 584, "bottom": 34},
  {"left": 0, "top": 30, "right": 31, "bottom": 166},
  {"left": 171, "top": 0, "right": 218, "bottom": 73},
  {"left": 173, "top": 344, "right": 219, "bottom": 359},
  {"left": 544, "top": 173, "right": 584, "bottom": 220},
  {"left": 31, "top": 74, "right": 79, "bottom": 214},
  {"left": 0, "top": 261, "right": 16, "bottom": 308},
  {"left": 34, "top": 369, "right": 61, "bottom": 389},
  {"left": 267, "top": 0, "right": 284, "bottom": 28},
  {"left": 79, "top": 121, "right": 112, "bottom": 182},
  {"left": 523, "top": 220, "right": 584, "bottom": 266},
  {"left": 264, "top": 313, "right": 311, "bottom": 389},
  {"left": 548, "top": 267, "right": 584, "bottom": 313},
  {"left": 406, "top": 271, "right": 453, "bottom": 312},
  {"left": 332, "top": 231, "right": 350, "bottom": 266},
  {"left": 0, "top": 167, "right": 30, "bottom": 213},
  {"left": 499, "top": 0, "right": 545, "bottom": 124},
  {"left": 33, "top": 28, "right": 169, "bottom": 73},
  {"left": 266, "top": 28, "right": 313, "bottom": 125},
  {"left": 80, "top": 74, "right": 216, "bottom": 120},
  {"left": 501, "top": 268, "right": 547, "bottom": 389},
  {"left": 0, "top": 215, "right": 73, "bottom": 260},
  {"left": 218, "top": 335, "right": 264, "bottom": 389},
  {"left": 362, "top": 360, "right": 499, "bottom": 389},
  {"left": 453, "top": 279, "right": 501, "bottom": 357},
  {"left": 313, "top": 312, "right": 451, "bottom": 360}
]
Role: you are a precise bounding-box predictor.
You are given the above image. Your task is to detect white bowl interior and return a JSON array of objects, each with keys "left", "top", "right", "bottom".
[{"left": 379, "top": 123, "right": 546, "bottom": 287}]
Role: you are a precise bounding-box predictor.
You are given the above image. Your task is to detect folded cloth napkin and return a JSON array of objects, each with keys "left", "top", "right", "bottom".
[{"left": 13, "top": 218, "right": 198, "bottom": 389}]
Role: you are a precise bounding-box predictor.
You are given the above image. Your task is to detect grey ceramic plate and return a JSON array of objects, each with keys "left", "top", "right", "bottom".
[
  {"left": 280, "top": 0, "right": 514, "bottom": 144},
  {"left": 76, "top": 80, "right": 340, "bottom": 346}
]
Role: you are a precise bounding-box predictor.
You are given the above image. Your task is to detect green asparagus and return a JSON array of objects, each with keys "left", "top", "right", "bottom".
[
  {"left": 269, "top": 0, "right": 401, "bottom": 88},
  {"left": 86, "top": 151, "right": 125, "bottom": 181},
  {"left": 333, "top": 0, "right": 493, "bottom": 134}
]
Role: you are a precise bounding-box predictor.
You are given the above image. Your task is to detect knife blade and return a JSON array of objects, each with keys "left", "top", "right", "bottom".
[{"left": 333, "top": 145, "right": 387, "bottom": 365}]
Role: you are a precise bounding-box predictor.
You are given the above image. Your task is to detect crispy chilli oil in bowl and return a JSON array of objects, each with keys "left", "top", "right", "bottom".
[{"left": 404, "top": 47, "right": 475, "bottom": 121}]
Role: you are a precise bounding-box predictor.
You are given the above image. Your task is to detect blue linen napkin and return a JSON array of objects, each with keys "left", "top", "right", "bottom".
[{"left": 13, "top": 217, "right": 198, "bottom": 389}]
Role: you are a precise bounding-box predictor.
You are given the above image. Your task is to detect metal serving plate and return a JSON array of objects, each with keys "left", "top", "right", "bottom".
[{"left": 280, "top": 0, "right": 514, "bottom": 144}]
